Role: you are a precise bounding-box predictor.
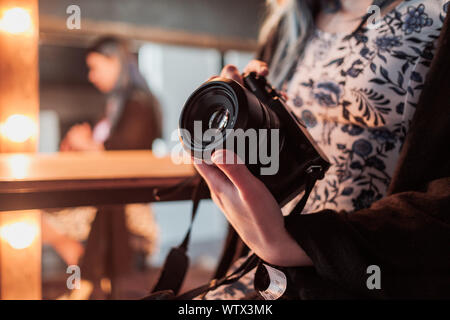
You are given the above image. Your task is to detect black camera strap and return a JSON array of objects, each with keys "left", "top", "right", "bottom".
[
  {"left": 287, "top": 165, "right": 323, "bottom": 216},
  {"left": 176, "top": 253, "right": 260, "bottom": 300},
  {"left": 150, "top": 175, "right": 206, "bottom": 295}
]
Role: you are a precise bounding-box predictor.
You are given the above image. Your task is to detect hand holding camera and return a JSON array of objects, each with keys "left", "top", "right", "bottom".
[
  {"left": 179, "top": 60, "right": 329, "bottom": 266},
  {"left": 179, "top": 61, "right": 329, "bottom": 206}
]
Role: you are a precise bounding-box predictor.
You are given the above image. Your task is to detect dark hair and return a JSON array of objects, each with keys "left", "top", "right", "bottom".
[
  {"left": 86, "top": 36, "right": 161, "bottom": 133},
  {"left": 86, "top": 36, "right": 130, "bottom": 58},
  {"left": 86, "top": 35, "right": 149, "bottom": 95}
]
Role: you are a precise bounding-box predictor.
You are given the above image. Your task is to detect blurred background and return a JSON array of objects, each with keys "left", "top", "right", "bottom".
[{"left": 37, "top": 0, "right": 265, "bottom": 299}]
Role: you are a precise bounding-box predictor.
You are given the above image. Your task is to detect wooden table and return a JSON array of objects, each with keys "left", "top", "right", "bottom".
[
  {"left": 0, "top": 151, "right": 204, "bottom": 299},
  {"left": 0, "top": 151, "right": 199, "bottom": 211}
]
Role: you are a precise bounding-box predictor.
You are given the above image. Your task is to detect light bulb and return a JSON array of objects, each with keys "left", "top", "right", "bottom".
[
  {"left": 0, "top": 114, "right": 37, "bottom": 143},
  {"left": 0, "top": 7, "right": 32, "bottom": 34},
  {"left": 0, "top": 221, "right": 38, "bottom": 250}
]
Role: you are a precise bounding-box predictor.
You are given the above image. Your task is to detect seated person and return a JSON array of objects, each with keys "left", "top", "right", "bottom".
[{"left": 42, "top": 37, "right": 163, "bottom": 298}]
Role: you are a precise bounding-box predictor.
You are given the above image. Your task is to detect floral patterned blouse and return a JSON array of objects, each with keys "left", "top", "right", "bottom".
[{"left": 286, "top": 0, "right": 449, "bottom": 213}]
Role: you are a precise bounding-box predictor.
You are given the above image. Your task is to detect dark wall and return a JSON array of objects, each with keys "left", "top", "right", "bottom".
[
  {"left": 39, "top": 0, "right": 266, "bottom": 39},
  {"left": 39, "top": 45, "right": 88, "bottom": 85},
  {"left": 39, "top": 45, "right": 103, "bottom": 139}
]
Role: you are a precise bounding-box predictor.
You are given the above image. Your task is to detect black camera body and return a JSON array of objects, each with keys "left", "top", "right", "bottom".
[{"left": 179, "top": 72, "right": 330, "bottom": 207}]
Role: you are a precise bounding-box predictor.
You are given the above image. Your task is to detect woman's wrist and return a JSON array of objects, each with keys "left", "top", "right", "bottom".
[{"left": 260, "top": 227, "right": 313, "bottom": 267}]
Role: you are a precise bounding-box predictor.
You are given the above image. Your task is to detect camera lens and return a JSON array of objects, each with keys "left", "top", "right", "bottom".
[
  {"left": 179, "top": 77, "right": 281, "bottom": 157},
  {"left": 180, "top": 81, "right": 238, "bottom": 151},
  {"left": 208, "top": 108, "right": 230, "bottom": 132}
]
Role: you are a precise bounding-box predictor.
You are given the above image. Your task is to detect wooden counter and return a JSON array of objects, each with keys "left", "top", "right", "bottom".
[{"left": 0, "top": 151, "right": 200, "bottom": 211}]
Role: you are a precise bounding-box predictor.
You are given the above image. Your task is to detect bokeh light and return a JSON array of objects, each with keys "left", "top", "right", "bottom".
[
  {"left": 0, "top": 7, "right": 32, "bottom": 34},
  {"left": 0, "top": 221, "right": 38, "bottom": 250},
  {"left": 0, "top": 114, "right": 37, "bottom": 143}
]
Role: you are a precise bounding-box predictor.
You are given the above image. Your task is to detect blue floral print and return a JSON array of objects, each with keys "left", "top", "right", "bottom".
[
  {"left": 374, "top": 35, "right": 403, "bottom": 51},
  {"left": 352, "top": 189, "right": 383, "bottom": 211},
  {"left": 292, "top": 95, "right": 304, "bottom": 108},
  {"left": 313, "top": 81, "right": 342, "bottom": 107},
  {"left": 402, "top": 4, "right": 433, "bottom": 35},
  {"left": 342, "top": 124, "right": 364, "bottom": 136},
  {"left": 352, "top": 139, "right": 373, "bottom": 157},
  {"left": 301, "top": 110, "right": 317, "bottom": 128},
  {"left": 285, "top": 0, "right": 447, "bottom": 212}
]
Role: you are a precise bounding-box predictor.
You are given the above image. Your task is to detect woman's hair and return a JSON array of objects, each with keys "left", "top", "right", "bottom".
[
  {"left": 87, "top": 36, "right": 149, "bottom": 93},
  {"left": 259, "top": 0, "right": 401, "bottom": 88},
  {"left": 87, "top": 36, "right": 130, "bottom": 57},
  {"left": 258, "top": 0, "right": 316, "bottom": 87},
  {"left": 86, "top": 36, "right": 159, "bottom": 128}
]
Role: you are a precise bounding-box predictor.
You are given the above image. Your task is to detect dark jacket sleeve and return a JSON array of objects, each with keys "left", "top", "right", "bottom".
[
  {"left": 104, "top": 94, "right": 162, "bottom": 151},
  {"left": 283, "top": 177, "right": 450, "bottom": 299}
]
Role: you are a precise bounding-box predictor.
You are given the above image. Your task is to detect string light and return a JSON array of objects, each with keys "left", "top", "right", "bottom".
[
  {"left": 0, "top": 114, "right": 37, "bottom": 143},
  {"left": 0, "top": 221, "right": 38, "bottom": 250},
  {"left": 0, "top": 7, "right": 33, "bottom": 34}
]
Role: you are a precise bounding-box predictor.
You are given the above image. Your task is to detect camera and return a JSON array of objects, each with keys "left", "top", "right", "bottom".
[{"left": 179, "top": 72, "right": 330, "bottom": 207}]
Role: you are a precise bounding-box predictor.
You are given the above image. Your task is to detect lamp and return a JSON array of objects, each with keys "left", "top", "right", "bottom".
[
  {"left": 0, "top": 220, "right": 38, "bottom": 250},
  {"left": 0, "top": 1, "right": 39, "bottom": 153},
  {"left": 0, "top": 7, "right": 33, "bottom": 34},
  {"left": 0, "top": 0, "right": 41, "bottom": 300},
  {"left": 0, "top": 114, "right": 38, "bottom": 143}
]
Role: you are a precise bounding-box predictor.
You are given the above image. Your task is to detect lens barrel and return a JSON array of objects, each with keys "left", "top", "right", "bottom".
[{"left": 179, "top": 77, "right": 280, "bottom": 157}]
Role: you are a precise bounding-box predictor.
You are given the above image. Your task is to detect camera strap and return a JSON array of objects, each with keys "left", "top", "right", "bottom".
[
  {"left": 287, "top": 165, "right": 323, "bottom": 216},
  {"left": 146, "top": 164, "right": 323, "bottom": 300},
  {"left": 176, "top": 253, "right": 260, "bottom": 300},
  {"left": 150, "top": 175, "right": 206, "bottom": 295}
]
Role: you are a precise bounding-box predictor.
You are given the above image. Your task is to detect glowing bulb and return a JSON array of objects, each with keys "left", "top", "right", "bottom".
[
  {"left": 8, "top": 154, "right": 30, "bottom": 179},
  {"left": 0, "top": 7, "right": 32, "bottom": 34},
  {"left": 152, "top": 138, "right": 168, "bottom": 158},
  {"left": 0, "top": 114, "right": 37, "bottom": 143},
  {"left": 0, "top": 221, "right": 38, "bottom": 250}
]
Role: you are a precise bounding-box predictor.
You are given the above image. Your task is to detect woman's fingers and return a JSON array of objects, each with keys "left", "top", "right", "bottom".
[
  {"left": 218, "top": 61, "right": 268, "bottom": 85},
  {"left": 194, "top": 149, "right": 257, "bottom": 199},
  {"left": 220, "top": 64, "right": 243, "bottom": 85},
  {"left": 244, "top": 60, "right": 269, "bottom": 77},
  {"left": 194, "top": 160, "right": 231, "bottom": 195},
  {"left": 206, "top": 75, "right": 219, "bottom": 82},
  {"left": 211, "top": 149, "right": 256, "bottom": 194}
]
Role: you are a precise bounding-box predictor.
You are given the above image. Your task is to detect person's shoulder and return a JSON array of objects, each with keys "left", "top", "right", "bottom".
[
  {"left": 123, "top": 89, "right": 161, "bottom": 126},
  {"left": 125, "top": 88, "right": 158, "bottom": 110},
  {"left": 127, "top": 87, "right": 151, "bottom": 104}
]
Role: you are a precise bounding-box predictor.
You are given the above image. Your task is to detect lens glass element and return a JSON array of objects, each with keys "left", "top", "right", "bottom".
[{"left": 208, "top": 108, "right": 230, "bottom": 132}]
